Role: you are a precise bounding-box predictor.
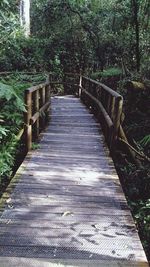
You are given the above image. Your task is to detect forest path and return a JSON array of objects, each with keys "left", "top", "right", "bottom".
[{"left": 0, "top": 96, "right": 148, "bottom": 267}]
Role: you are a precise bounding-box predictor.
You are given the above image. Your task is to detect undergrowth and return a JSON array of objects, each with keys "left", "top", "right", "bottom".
[
  {"left": 0, "top": 72, "right": 45, "bottom": 195},
  {"left": 91, "top": 67, "right": 122, "bottom": 80},
  {"left": 115, "top": 78, "right": 150, "bottom": 261},
  {"left": 90, "top": 67, "right": 122, "bottom": 90}
]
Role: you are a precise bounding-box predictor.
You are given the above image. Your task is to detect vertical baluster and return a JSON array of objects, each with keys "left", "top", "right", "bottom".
[
  {"left": 34, "top": 89, "right": 39, "bottom": 139},
  {"left": 24, "top": 90, "right": 32, "bottom": 152},
  {"left": 110, "top": 96, "right": 115, "bottom": 122},
  {"left": 45, "top": 84, "right": 51, "bottom": 123},
  {"left": 79, "top": 74, "right": 82, "bottom": 98},
  {"left": 87, "top": 80, "right": 91, "bottom": 108},
  {"left": 112, "top": 96, "right": 123, "bottom": 146},
  {"left": 41, "top": 86, "right": 46, "bottom": 128}
]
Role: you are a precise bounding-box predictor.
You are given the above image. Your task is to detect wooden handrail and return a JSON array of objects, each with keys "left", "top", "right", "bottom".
[
  {"left": 81, "top": 87, "right": 113, "bottom": 128},
  {"left": 24, "top": 81, "right": 51, "bottom": 152},
  {"left": 82, "top": 76, "right": 121, "bottom": 98},
  {"left": 49, "top": 72, "right": 148, "bottom": 165},
  {"left": 49, "top": 72, "right": 123, "bottom": 150},
  {"left": 78, "top": 75, "right": 123, "bottom": 150}
]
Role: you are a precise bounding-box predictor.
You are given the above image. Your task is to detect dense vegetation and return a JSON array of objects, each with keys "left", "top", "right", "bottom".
[
  {"left": 0, "top": 0, "right": 150, "bottom": 261},
  {"left": 0, "top": 73, "right": 46, "bottom": 194}
]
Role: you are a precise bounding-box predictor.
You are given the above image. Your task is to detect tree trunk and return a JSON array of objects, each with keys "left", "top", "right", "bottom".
[
  {"left": 20, "top": 0, "right": 30, "bottom": 37},
  {"left": 132, "top": 0, "right": 140, "bottom": 72},
  {"left": 97, "top": 49, "right": 104, "bottom": 72}
]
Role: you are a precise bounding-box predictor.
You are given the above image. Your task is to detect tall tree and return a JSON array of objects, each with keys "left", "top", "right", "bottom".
[{"left": 20, "top": 0, "right": 30, "bottom": 36}]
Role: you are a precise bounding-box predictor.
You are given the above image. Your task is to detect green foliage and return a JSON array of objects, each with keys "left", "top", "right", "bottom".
[
  {"left": 0, "top": 78, "right": 26, "bottom": 181},
  {"left": 91, "top": 67, "right": 122, "bottom": 80},
  {"left": 0, "top": 0, "right": 24, "bottom": 71},
  {"left": 0, "top": 0, "right": 149, "bottom": 75},
  {"left": 31, "top": 142, "right": 40, "bottom": 150},
  {"left": 129, "top": 199, "right": 150, "bottom": 257},
  {"left": 0, "top": 82, "right": 26, "bottom": 112},
  {"left": 32, "top": 0, "right": 149, "bottom": 74},
  {"left": 0, "top": 125, "right": 8, "bottom": 140},
  {"left": 0, "top": 134, "right": 18, "bottom": 178},
  {"left": 0, "top": 73, "right": 47, "bottom": 182},
  {"left": 139, "top": 135, "right": 150, "bottom": 148}
]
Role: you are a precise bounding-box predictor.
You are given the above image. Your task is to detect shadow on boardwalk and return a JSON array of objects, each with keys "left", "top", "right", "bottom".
[{"left": 0, "top": 96, "right": 148, "bottom": 267}]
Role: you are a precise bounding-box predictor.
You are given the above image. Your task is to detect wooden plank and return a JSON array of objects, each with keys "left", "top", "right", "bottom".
[
  {"left": 2, "top": 195, "right": 127, "bottom": 207},
  {"left": 49, "top": 122, "right": 100, "bottom": 127},
  {"left": 0, "top": 206, "right": 131, "bottom": 217},
  {"left": 8, "top": 174, "right": 120, "bottom": 185},
  {"left": 9, "top": 188, "right": 126, "bottom": 199},
  {"left": 0, "top": 257, "right": 148, "bottom": 267},
  {"left": 0, "top": 218, "right": 135, "bottom": 228},
  {"left": 0, "top": 234, "right": 143, "bottom": 250},
  {"left": 0, "top": 225, "right": 139, "bottom": 240},
  {"left": 2, "top": 199, "right": 128, "bottom": 211},
  {"left": 10, "top": 179, "right": 123, "bottom": 192},
  {"left": 25, "top": 152, "right": 112, "bottom": 161}
]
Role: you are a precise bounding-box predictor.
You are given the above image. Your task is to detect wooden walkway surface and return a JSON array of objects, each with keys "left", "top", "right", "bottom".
[{"left": 0, "top": 96, "right": 148, "bottom": 267}]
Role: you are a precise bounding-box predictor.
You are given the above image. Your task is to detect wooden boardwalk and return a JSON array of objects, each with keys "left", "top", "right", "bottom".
[{"left": 0, "top": 96, "right": 148, "bottom": 267}]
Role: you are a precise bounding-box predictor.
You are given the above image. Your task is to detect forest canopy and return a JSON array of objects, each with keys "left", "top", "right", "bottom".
[{"left": 0, "top": 0, "right": 149, "bottom": 77}]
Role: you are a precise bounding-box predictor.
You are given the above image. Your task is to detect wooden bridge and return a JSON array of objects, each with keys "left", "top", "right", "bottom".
[{"left": 0, "top": 74, "right": 148, "bottom": 266}]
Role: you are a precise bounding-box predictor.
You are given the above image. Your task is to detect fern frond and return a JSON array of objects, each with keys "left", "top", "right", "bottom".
[{"left": 139, "top": 135, "right": 150, "bottom": 147}]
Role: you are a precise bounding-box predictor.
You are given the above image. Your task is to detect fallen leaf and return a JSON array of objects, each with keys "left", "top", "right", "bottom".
[
  {"left": 92, "top": 224, "right": 100, "bottom": 230},
  {"left": 62, "top": 211, "right": 73, "bottom": 217},
  {"left": 8, "top": 204, "right": 13, "bottom": 209},
  {"left": 6, "top": 219, "right": 11, "bottom": 225},
  {"left": 6, "top": 198, "right": 11, "bottom": 204}
]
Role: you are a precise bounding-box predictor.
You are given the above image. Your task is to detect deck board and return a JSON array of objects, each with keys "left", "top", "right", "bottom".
[{"left": 0, "top": 95, "right": 148, "bottom": 267}]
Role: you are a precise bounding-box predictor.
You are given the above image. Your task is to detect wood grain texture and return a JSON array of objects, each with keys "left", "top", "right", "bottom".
[{"left": 0, "top": 95, "right": 148, "bottom": 267}]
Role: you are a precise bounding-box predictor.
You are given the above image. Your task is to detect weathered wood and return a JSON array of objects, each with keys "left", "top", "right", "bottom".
[
  {"left": 112, "top": 96, "right": 123, "bottom": 145},
  {"left": 34, "top": 89, "right": 39, "bottom": 139},
  {"left": 82, "top": 76, "right": 120, "bottom": 98},
  {"left": 30, "top": 102, "right": 50, "bottom": 125},
  {"left": 80, "top": 86, "right": 114, "bottom": 148},
  {"left": 24, "top": 90, "right": 32, "bottom": 151},
  {"left": 0, "top": 96, "right": 148, "bottom": 267},
  {"left": 45, "top": 84, "right": 51, "bottom": 122},
  {"left": 26, "top": 82, "right": 48, "bottom": 93},
  {"left": 79, "top": 76, "right": 123, "bottom": 150},
  {"left": 24, "top": 80, "right": 50, "bottom": 152},
  {"left": 81, "top": 87, "right": 113, "bottom": 129}
]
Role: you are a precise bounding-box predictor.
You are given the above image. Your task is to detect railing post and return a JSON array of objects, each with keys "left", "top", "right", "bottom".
[
  {"left": 35, "top": 89, "right": 39, "bottom": 139},
  {"left": 24, "top": 90, "right": 32, "bottom": 152},
  {"left": 45, "top": 83, "right": 51, "bottom": 122},
  {"left": 112, "top": 96, "right": 123, "bottom": 146},
  {"left": 79, "top": 73, "right": 82, "bottom": 98},
  {"left": 40, "top": 86, "right": 46, "bottom": 128}
]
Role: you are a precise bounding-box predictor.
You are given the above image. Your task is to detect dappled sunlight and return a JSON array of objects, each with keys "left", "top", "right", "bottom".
[{"left": 0, "top": 96, "right": 147, "bottom": 266}]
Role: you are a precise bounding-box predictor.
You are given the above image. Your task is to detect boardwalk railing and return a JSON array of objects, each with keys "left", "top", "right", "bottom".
[
  {"left": 42, "top": 72, "right": 146, "bottom": 166},
  {"left": 79, "top": 75, "right": 123, "bottom": 150},
  {"left": 24, "top": 82, "right": 51, "bottom": 152},
  {"left": 49, "top": 72, "right": 123, "bottom": 150}
]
